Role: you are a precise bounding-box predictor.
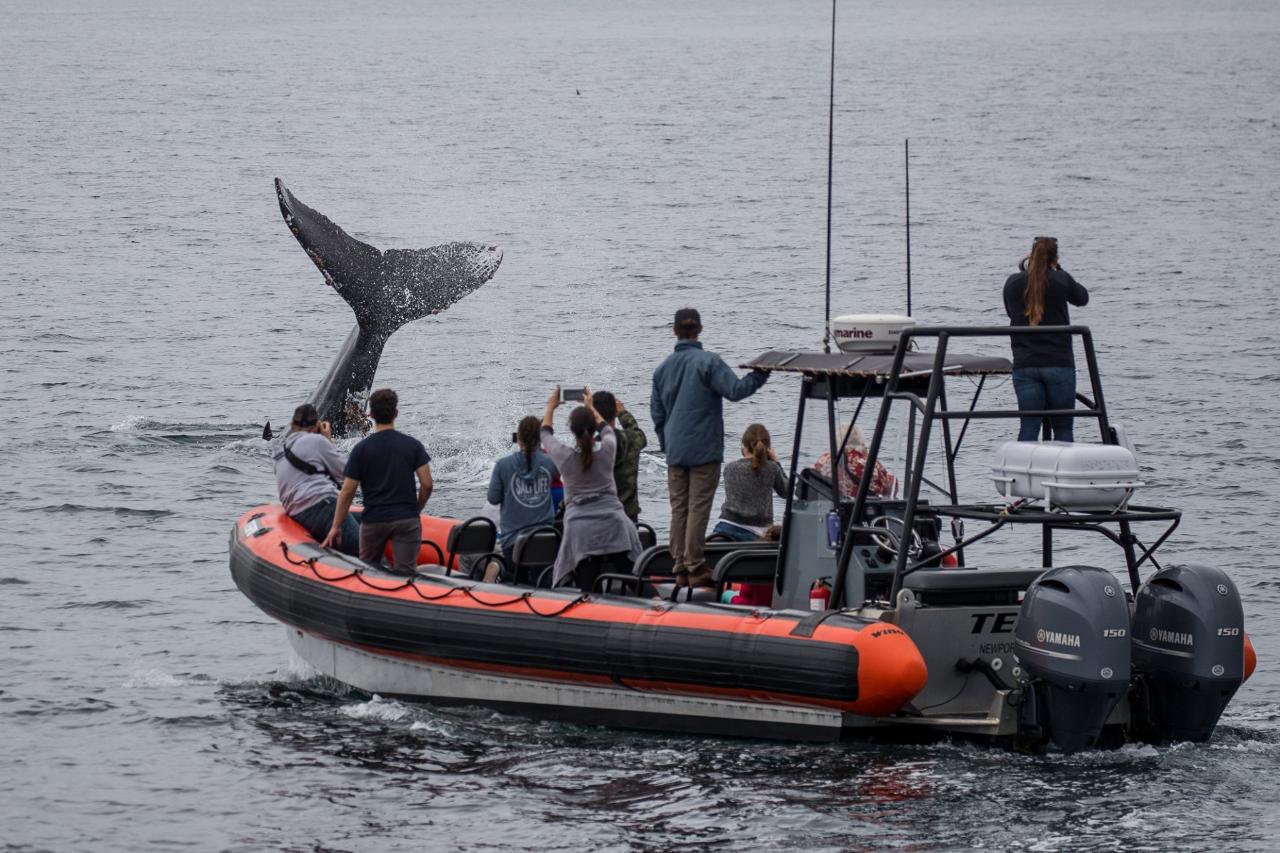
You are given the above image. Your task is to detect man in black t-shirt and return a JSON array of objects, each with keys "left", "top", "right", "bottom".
[{"left": 324, "top": 388, "right": 433, "bottom": 574}]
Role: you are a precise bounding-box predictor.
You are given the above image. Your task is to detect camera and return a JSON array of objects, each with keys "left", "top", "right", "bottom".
[{"left": 560, "top": 387, "right": 585, "bottom": 403}]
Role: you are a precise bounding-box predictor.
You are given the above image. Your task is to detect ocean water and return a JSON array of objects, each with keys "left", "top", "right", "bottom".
[{"left": 3, "top": 0, "right": 1280, "bottom": 849}]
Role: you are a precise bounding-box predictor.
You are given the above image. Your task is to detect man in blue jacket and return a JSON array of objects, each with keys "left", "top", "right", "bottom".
[{"left": 650, "top": 308, "right": 767, "bottom": 587}]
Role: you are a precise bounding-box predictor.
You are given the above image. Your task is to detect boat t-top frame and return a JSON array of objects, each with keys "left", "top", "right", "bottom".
[{"left": 746, "top": 325, "right": 1181, "bottom": 609}]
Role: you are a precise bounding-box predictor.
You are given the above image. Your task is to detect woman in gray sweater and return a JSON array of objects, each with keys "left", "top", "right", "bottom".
[
  {"left": 713, "top": 424, "right": 788, "bottom": 543},
  {"left": 541, "top": 386, "right": 642, "bottom": 592}
]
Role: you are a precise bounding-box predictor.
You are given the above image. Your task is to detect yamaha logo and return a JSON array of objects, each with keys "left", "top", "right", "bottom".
[
  {"left": 1100, "top": 667, "right": 1114, "bottom": 679},
  {"left": 1212, "top": 664, "right": 1225, "bottom": 677},
  {"left": 1149, "top": 627, "right": 1194, "bottom": 646},
  {"left": 1104, "top": 585, "right": 1116, "bottom": 598},
  {"left": 1035, "top": 628, "right": 1081, "bottom": 648},
  {"left": 1217, "top": 584, "right": 1229, "bottom": 596}
]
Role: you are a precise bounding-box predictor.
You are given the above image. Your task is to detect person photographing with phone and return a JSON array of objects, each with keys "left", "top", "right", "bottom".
[
  {"left": 540, "top": 385, "right": 642, "bottom": 592},
  {"left": 271, "top": 403, "right": 361, "bottom": 556},
  {"left": 1003, "top": 236, "right": 1090, "bottom": 442}
]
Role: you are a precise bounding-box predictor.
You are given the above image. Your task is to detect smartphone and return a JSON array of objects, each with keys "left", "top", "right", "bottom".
[{"left": 560, "top": 387, "right": 585, "bottom": 403}]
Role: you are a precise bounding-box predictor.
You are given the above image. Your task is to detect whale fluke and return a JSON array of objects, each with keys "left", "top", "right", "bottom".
[{"left": 275, "top": 178, "right": 502, "bottom": 436}]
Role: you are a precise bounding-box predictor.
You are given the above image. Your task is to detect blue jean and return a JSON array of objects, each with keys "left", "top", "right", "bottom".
[
  {"left": 292, "top": 496, "right": 361, "bottom": 557},
  {"left": 712, "top": 520, "right": 762, "bottom": 542},
  {"left": 1013, "top": 367, "right": 1077, "bottom": 442}
]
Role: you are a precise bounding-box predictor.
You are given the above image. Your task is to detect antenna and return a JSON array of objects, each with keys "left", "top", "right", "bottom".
[
  {"left": 905, "top": 137, "right": 912, "bottom": 317},
  {"left": 822, "top": 0, "right": 837, "bottom": 353}
]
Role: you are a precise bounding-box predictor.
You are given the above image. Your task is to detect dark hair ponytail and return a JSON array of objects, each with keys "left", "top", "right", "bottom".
[
  {"left": 741, "top": 423, "right": 772, "bottom": 472},
  {"left": 569, "top": 406, "right": 595, "bottom": 471},
  {"left": 1024, "top": 236, "right": 1058, "bottom": 326},
  {"left": 516, "top": 415, "right": 541, "bottom": 471}
]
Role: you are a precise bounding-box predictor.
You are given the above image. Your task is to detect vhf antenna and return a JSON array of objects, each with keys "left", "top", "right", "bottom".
[
  {"left": 905, "top": 137, "right": 912, "bottom": 316},
  {"left": 822, "top": 0, "right": 837, "bottom": 353}
]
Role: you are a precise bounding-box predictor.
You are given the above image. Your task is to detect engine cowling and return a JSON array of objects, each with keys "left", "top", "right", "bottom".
[
  {"left": 1015, "top": 565, "right": 1131, "bottom": 753},
  {"left": 1130, "top": 564, "right": 1245, "bottom": 744}
]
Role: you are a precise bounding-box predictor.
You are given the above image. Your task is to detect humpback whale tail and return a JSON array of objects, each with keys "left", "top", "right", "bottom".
[{"left": 274, "top": 178, "right": 502, "bottom": 435}]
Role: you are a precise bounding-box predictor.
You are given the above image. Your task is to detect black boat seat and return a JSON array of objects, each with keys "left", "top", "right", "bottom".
[
  {"left": 666, "top": 549, "right": 780, "bottom": 603},
  {"left": 712, "top": 549, "right": 778, "bottom": 587},
  {"left": 510, "top": 526, "right": 561, "bottom": 586},
  {"left": 444, "top": 516, "right": 504, "bottom": 578},
  {"left": 636, "top": 521, "right": 657, "bottom": 550},
  {"left": 609, "top": 537, "right": 778, "bottom": 596},
  {"left": 903, "top": 567, "right": 1046, "bottom": 606}
]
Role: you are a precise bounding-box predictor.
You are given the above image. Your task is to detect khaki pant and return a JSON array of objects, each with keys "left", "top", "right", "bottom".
[{"left": 667, "top": 462, "right": 721, "bottom": 572}]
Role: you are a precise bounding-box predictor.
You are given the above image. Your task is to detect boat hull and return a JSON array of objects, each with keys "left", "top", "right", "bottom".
[
  {"left": 229, "top": 505, "right": 929, "bottom": 740},
  {"left": 287, "top": 627, "right": 864, "bottom": 741}
]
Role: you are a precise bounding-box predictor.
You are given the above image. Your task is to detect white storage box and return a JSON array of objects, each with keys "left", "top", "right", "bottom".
[{"left": 992, "top": 441, "right": 1142, "bottom": 509}]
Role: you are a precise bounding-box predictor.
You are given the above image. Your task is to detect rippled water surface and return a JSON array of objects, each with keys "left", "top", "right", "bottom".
[{"left": 3, "top": 0, "right": 1280, "bottom": 849}]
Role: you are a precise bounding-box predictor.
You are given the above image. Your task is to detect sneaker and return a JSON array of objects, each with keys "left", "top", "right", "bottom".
[{"left": 481, "top": 560, "right": 502, "bottom": 583}]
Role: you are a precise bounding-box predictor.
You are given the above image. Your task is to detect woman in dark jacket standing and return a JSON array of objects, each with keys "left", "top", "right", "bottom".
[{"left": 1003, "top": 236, "right": 1090, "bottom": 442}]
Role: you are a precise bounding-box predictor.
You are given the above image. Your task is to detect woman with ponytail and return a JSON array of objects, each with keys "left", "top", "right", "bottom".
[
  {"left": 541, "top": 386, "right": 642, "bottom": 591},
  {"left": 1003, "top": 236, "right": 1090, "bottom": 441},
  {"left": 486, "top": 415, "right": 558, "bottom": 566},
  {"left": 713, "top": 424, "right": 789, "bottom": 543}
]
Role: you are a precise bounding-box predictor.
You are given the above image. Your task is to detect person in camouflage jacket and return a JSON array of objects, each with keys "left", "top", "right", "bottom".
[{"left": 591, "top": 390, "right": 647, "bottom": 521}]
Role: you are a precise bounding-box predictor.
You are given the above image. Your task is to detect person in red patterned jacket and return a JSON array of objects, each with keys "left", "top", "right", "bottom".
[{"left": 813, "top": 423, "right": 897, "bottom": 500}]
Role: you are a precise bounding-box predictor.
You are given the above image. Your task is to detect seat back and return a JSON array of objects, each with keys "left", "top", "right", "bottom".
[
  {"left": 632, "top": 544, "right": 675, "bottom": 580},
  {"left": 712, "top": 549, "right": 780, "bottom": 587},
  {"left": 511, "top": 526, "right": 561, "bottom": 586},
  {"left": 447, "top": 516, "right": 498, "bottom": 556},
  {"left": 636, "top": 521, "right": 657, "bottom": 550}
]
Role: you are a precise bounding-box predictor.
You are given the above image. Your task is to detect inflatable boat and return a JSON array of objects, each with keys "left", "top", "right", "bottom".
[
  {"left": 229, "top": 504, "right": 929, "bottom": 741},
  {"left": 232, "top": 321, "right": 1257, "bottom": 750}
]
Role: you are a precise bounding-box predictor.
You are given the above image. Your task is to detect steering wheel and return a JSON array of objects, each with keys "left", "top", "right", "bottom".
[{"left": 869, "top": 514, "right": 923, "bottom": 560}]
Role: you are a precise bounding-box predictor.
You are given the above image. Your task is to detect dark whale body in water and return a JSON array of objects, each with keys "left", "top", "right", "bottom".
[{"left": 275, "top": 178, "right": 503, "bottom": 436}]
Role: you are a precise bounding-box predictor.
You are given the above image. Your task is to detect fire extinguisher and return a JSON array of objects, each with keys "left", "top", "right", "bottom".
[{"left": 809, "top": 577, "right": 832, "bottom": 611}]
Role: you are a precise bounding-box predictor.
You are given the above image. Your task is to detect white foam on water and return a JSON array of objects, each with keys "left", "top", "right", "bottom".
[
  {"left": 110, "top": 415, "right": 161, "bottom": 432},
  {"left": 340, "top": 694, "right": 410, "bottom": 722},
  {"left": 123, "top": 668, "right": 185, "bottom": 688},
  {"left": 276, "top": 651, "right": 319, "bottom": 682},
  {"left": 409, "top": 718, "right": 458, "bottom": 737}
]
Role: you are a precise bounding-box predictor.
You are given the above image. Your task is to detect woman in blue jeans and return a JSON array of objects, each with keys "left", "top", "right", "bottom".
[{"left": 1002, "top": 236, "right": 1090, "bottom": 441}]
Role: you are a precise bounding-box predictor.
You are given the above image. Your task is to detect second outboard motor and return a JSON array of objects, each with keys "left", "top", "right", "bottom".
[
  {"left": 1131, "top": 564, "right": 1245, "bottom": 744},
  {"left": 1015, "top": 566, "right": 1131, "bottom": 753}
]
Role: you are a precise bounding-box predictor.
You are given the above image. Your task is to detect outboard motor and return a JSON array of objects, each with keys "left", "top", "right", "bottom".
[
  {"left": 1130, "top": 564, "right": 1245, "bottom": 744},
  {"left": 1015, "top": 566, "right": 1131, "bottom": 753}
]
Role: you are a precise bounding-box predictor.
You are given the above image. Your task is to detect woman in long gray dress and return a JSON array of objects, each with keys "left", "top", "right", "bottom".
[{"left": 541, "top": 386, "right": 642, "bottom": 592}]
